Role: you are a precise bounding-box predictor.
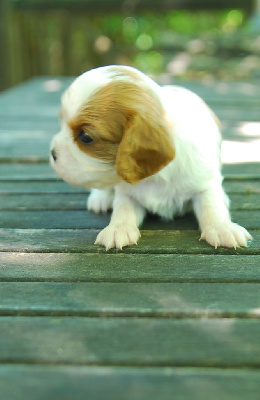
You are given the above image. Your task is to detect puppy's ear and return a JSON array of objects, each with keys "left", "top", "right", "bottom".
[{"left": 115, "top": 113, "right": 175, "bottom": 184}]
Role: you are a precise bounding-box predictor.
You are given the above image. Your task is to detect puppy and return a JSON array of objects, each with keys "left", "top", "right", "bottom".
[{"left": 50, "top": 65, "right": 252, "bottom": 250}]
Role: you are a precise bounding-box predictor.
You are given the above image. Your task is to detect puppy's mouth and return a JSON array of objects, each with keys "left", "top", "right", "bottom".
[
  {"left": 49, "top": 148, "right": 121, "bottom": 189},
  {"left": 50, "top": 148, "right": 57, "bottom": 162}
]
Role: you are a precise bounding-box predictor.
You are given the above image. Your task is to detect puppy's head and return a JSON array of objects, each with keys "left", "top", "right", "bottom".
[{"left": 50, "top": 65, "right": 175, "bottom": 189}]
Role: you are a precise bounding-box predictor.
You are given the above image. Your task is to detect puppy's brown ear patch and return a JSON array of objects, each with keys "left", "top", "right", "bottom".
[{"left": 116, "top": 113, "right": 175, "bottom": 184}]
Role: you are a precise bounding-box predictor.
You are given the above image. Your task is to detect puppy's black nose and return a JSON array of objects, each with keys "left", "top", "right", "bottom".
[{"left": 51, "top": 149, "right": 57, "bottom": 162}]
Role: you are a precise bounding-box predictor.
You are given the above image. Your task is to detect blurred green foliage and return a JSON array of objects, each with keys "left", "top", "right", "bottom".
[
  {"left": 7, "top": 5, "right": 260, "bottom": 84},
  {"left": 78, "top": 9, "right": 260, "bottom": 80}
]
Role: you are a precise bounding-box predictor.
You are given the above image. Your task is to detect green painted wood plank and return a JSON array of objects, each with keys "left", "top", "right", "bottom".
[
  {"left": 230, "top": 194, "right": 260, "bottom": 210},
  {"left": 0, "top": 181, "right": 83, "bottom": 193},
  {"left": 207, "top": 106, "right": 260, "bottom": 121},
  {"left": 32, "top": 115, "right": 260, "bottom": 137},
  {"left": 1, "top": 123, "right": 259, "bottom": 139},
  {"left": 0, "top": 77, "right": 71, "bottom": 104},
  {"left": 0, "top": 130, "right": 53, "bottom": 142},
  {"left": 0, "top": 120, "right": 59, "bottom": 132},
  {"left": 0, "top": 107, "right": 58, "bottom": 119},
  {"left": 1, "top": 179, "right": 259, "bottom": 194},
  {"left": 0, "top": 365, "right": 260, "bottom": 400},
  {"left": 1, "top": 109, "right": 259, "bottom": 128},
  {"left": 223, "top": 163, "right": 260, "bottom": 178},
  {"left": 224, "top": 180, "right": 260, "bottom": 194},
  {"left": 0, "top": 193, "right": 79, "bottom": 210},
  {"left": 0, "top": 193, "right": 258, "bottom": 211},
  {"left": 0, "top": 229, "right": 257, "bottom": 254},
  {"left": 0, "top": 209, "right": 258, "bottom": 230},
  {"left": 0, "top": 163, "right": 57, "bottom": 180},
  {"left": 1, "top": 253, "right": 259, "bottom": 283},
  {"left": 1, "top": 140, "right": 260, "bottom": 164},
  {"left": 0, "top": 282, "right": 259, "bottom": 318},
  {"left": 0, "top": 162, "right": 260, "bottom": 180},
  {"left": 1, "top": 77, "right": 260, "bottom": 106},
  {"left": 0, "top": 317, "right": 259, "bottom": 367},
  {"left": 0, "top": 193, "right": 88, "bottom": 210},
  {"left": 0, "top": 127, "right": 259, "bottom": 164},
  {"left": 179, "top": 81, "right": 260, "bottom": 103},
  {"left": 222, "top": 125, "right": 260, "bottom": 142},
  {"left": 0, "top": 210, "right": 112, "bottom": 229},
  {"left": 0, "top": 139, "right": 52, "bottom": 162},
  {"left": 0, "top": 124, "right": 259, "bottom": 163}
]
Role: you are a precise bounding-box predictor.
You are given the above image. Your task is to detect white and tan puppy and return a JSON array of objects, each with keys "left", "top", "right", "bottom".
[{"left": 50, "top": 65, "right": 252, "bottom": 250}]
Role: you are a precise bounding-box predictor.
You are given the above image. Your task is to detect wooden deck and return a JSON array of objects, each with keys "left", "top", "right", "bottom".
[{"left": 0, "top": 77, "right": 259, "bottom": 399}]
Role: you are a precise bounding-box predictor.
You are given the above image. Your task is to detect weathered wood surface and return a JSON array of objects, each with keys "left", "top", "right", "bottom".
[
  {"left": 0, "top": 317, "right": 259, "bottom": 366},
  {"left": 0, "top": 366, "right": 259, "bottom": 400},
  {"left": 0, "top": 253, "right": 259, "bottom": 282},
  {"left": 0, "top": 282, "right": 259, "bottom": 317},
  {"left": 0, "top": 192, "right": 259, "bottom": 211},
  {"left": 0, "top": 77, "right": 259, "bottom": 400}
]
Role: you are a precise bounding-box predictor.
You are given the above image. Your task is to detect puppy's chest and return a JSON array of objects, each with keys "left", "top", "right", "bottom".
[{"left": 129, "top": 183, "right": 192, "bottom": 219}]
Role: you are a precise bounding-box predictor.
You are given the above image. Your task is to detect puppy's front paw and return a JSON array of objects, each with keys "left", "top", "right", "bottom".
[
  {"left": 87, "top": 189, "right": 113, "bottom": 214},
  {"left": 95, "top": 224, "right": 141, "bottom": 250},
  {"left": 200, "top": 222, "right": 252, "bottom": 249}
]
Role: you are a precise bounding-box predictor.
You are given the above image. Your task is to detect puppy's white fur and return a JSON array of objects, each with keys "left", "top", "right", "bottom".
[{"left": 51, "top": 65, "right": 252, "bottom": 250}]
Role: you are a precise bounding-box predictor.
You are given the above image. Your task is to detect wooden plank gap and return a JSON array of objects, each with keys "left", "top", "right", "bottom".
[{"left": 0, "top": 310, "right": 259, "bottom": 319}]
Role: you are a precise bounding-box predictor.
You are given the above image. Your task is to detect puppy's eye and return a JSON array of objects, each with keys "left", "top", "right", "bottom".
[{"left": 78, "top": 129, "right": 94, "bottom": 144}]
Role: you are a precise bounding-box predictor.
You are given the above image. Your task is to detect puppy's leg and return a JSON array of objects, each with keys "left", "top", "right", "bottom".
[
  {"left": 193, "top": 184, "right": 252, "bottom": 249},
  {"left": 87, "top": 188, "right": 114, "bottom": 214},
  {"left": 95, "top": 192, "right": 146, "bottom": 250}
]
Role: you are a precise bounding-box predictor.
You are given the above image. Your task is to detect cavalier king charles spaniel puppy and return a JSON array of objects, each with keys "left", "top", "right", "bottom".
[{"left": 50, "top": 65, "right": 252, "bottom": 250}]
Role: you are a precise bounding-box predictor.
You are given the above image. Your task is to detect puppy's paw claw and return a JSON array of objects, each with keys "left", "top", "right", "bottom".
[
  {"left": 200, "top": 222, "right": 252, "bottom": 249},
  {"left": 95, "top": 224, "right": 141, "bottom": 250}
]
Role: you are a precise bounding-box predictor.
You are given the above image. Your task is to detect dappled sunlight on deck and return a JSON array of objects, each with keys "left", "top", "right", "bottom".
[
  {"left": 222, "top": 139, "right": 260, "bottom": 164},
  {"left": 0, "top": 74, "right": 259, "bottom": 399}
]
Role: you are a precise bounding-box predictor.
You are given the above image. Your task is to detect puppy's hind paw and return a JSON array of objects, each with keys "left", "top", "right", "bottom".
[
  {"left": 95, "top": 224, "right": 141, "bottom": 251},
  {"left": 200, "top": 222, "right": 252, "bottom": 249}
]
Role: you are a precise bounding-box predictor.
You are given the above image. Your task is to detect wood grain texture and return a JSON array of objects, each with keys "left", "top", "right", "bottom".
[
  {"left": 0, "top": 76, "right": 259, "bottom": 400},
  {"left": 0, "top": 317, "right": 259, "bottom": 367},
  {"left": 1, "top": 179, "right": 259, "bottom": 194},
  {"left": 0, "top": 193, "right": 258, "bottom": 211},
  {"left": 0, "top": 209, "right": 259, "bottom": 229},
  {"left": 1, "top": 162, "right": 260, "bottom": 179},
  {"left": 0, "top": 282, "right": 259, "bottom": 317},
  {"left": 0, "top": 253, "right": 259, "bottom": 283},
  {"left": 0, "top": 366, "right": 259, "bottom": 400},
  {"left": 0, "top": 228, "right": 258, "bottom": 254}
]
